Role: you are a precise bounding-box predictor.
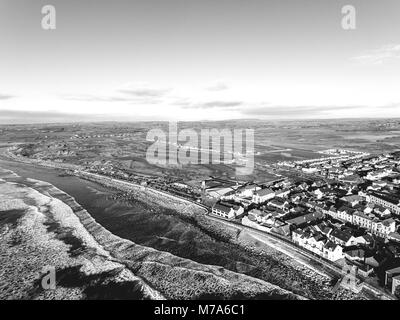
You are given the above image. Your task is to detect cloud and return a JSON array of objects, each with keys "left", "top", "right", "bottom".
[
  {"left": 241, "top": 105, "right": 364, "bottom": 117},
  {"left": 63, "top": 94, "right": 130, "bottom": 102},
  {"left": 352, "top": 44, "right": 400, "bottom": 65},
  {"left": 204, "top": 80, "right": 230, "bottom": 91},
  {"left": 62, "top": 82, "right": 171, "bottom": 105},
  {"left": 0, "top": 94, "right": 15, "bottom": 100},
  {"left": 0, "top": 109, "right": 104, "bottom": 124},
  {"left": 118, "top": 82, "right": 171, "bottom": 97},
  {"left": 180, "top": 100, "right": 243, "bottom": 109}
]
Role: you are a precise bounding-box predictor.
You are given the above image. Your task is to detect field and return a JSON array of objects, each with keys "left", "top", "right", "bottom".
[{"left": 2, "top": 118, "right": 400, "bottom": 185}]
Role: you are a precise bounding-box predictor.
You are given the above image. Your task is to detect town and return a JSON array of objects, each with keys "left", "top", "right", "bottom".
[
  {"left": 58, "top": 146, "right": 400, "bottom": 297},
  {"left": 206, "top": 149, "right": 400, "bottom": 297}
]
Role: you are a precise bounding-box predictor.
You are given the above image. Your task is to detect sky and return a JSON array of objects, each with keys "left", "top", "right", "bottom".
[{"left": 0, "top": 0, "right": 400, "bottom": 123}]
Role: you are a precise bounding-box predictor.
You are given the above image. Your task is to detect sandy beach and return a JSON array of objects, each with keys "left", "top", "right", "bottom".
[{"left": 0, "top": 167, "right": 304, "bottom": 300}]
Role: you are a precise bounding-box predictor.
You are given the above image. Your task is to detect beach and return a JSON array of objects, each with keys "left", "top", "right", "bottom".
[{"left": 0, "top": 167, "right": 304, "bottom": 300}]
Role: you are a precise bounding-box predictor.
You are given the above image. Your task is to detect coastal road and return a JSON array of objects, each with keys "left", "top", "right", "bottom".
[
  {"left": 205, "top": 214, "right": 395, "bottom": 300},
  {"left": 205, "top": 214, "right": 343, "bottom": 279}
]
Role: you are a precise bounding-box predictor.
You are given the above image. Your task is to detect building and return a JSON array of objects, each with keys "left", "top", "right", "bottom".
[
  {"left": 302, "top": 167, "right": 318, "bottom": 174},
  {"left": 343, "top": 247, "right": 366, "bottom": 263},
  {"left": 392, "top": 275, "right": 400, "bottom": 294},
  {"left": 323, "top": 240, "right": 344, "bottom": 261},
  {"left": 292, "top": 228, "right": 343, "bottom": 261},
  {"left": 341, "top": 195, "right": 364, "bottom": 207},
  {"left": 237, "top": 184, "right": 260, "bottom": 198},
  {"left": 392, "top": 275, "right": 400, "bottom": 295},
  {"left": 336, "top": 206, "right": 354, "bottom": 223},
  {"left": 388, "top": 232, "right": 400, "bottom": 243},
  {"left": 285, "top": 211, "right": 324, "bottom": 228},
  {"left": 385, "top": 267, "right": 400, "bottom": 293},
  {"left": 268, "top": 199, "right": 289, "bottom": 210},
  {"left": 353, "top": 234, "right": 374, "bottom": 246},
  {"left": 373, "top": 205, "right": 391, "bottom": 218},
  {"left": 352, "top": 211, "right": 373, "bottom": 230},
  {"left": 371, "top": 218, "right": 396, "bottom": 238},
  {"left": 369, "top": 192, "right": 400, "bottom": 215},
  {"left": 248, "top": 209, "right": 270, "bottom": 224},
  {"left": 252, "top": 188, "right": 275, "bottom": 204},
  {"left": 275, "top": 189, "right": 291, "bottom": 198},
  {"left": 211, "top": 203, "right": 244, "bottom": 219},
  {"left": 329, "top": 229, "right": 356, "bottom": 247}
]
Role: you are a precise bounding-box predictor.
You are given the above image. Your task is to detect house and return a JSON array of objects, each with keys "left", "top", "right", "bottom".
[
  {"left": 371, "top": 218, "right": 396, "bottom": 238},
  {"left": 314, "top": 222, "right": 333, "bottom": 237},
  {"left": 207, "top": 187, "right": 235, "bottom": 198},
  {"left": 366, "top": 170, "right": 391, "bottom": 181},
  {"left": 385, "top": 267, "right": 400, "bottom": 290},
  {"left": 343, "top": 247, "right": 366, "bottom": 263},
  {"left": 365, "top": 254, "right": 387, "bottom": 268},
  {"left": 285, "top": 211, "right": 324, "bottom": 228},
  {"left": 364, "top": 203, "right": 375, "bottom": 214},
  {"left": 352, "top": 211, "right": 373, "bottom": 230},
  {"left": 340, "top": 174, "right": 363, "bottom": 184},
  {"left": 332, "top": 188, "right": 349, "bottom": 198},
  {"left": 211, "top": 203, "right": 244, "bottom": 219},
  {"left": 329, "top": 229, "right": 356, "bottom": 246},
  {"left": 290, "top": 192, "right": 306, "bottom": 203},
  {"left": 373, "top": 205, "right": 391, "bottom": 218},
  {"left": 387, "top": 243, "right": 400, "bottom": 258},
  {"left": 268, "top": 199, "right": 289, "bottom": 210},
  {"left": 369, "top": 192, "right": 400, "bottom": 215},
  {"left": 271, "top": 222, "right": 291, "bottom": 236},
  {"left": 237, "top": 184, "right": 260, "bottom": 198},
  {"left": 353, "top": 234, "right": 374, "bottom": 246},
  {"left": 391, "top": 275, "right": 400, "bottom": 295},
  {"left": 290, "top": 206, "right": 306, "bottom": 215},
  {"left": 357, "top": 263, "right": 375, "bottom": 278},
  {"left": 388, "top": 232, "right": 400, "bottom": 243},
  {"left": 275, "top": 188, "right": 291, "bottom": 198},
  {"left": 252, "top": 188, "right": 275, "bottom": 204},
  {"left": 292, "top": 228, "right": 305, "bottom": 245},
  {"left": 296, "top": 181, "right": 310, "bottom": 190},
  {"left": 313, "top": 188, "right": 324, "bottom": 199},
  {"left": 293, "top": 228, "right": 343, "bottom": 261},
  {"left": 302, "top": 167, "right": 318, "bottom": 174},
  {"left": 308, "top": 234, "right": 327, "bottom": 254},
  {"left": 292, "top": 228, "right": 325, "bottom": 254},
  {"left": 336, "top": 206, "right": 355, "bottom": 223},
  {"left": 323, "top": 240, "right": 344, "bottom": 261},
  {"left": 248, "top": 209, "right": 270, "bottom": 224},
  {"left": 325, "top": 205, "right": 338, "bottom": 219},
  {"left": 341, "top": 195, "right": 364, "bottom": 207},
  {"left": 372, "top": 180, "right": 387, "bottom": 188}
]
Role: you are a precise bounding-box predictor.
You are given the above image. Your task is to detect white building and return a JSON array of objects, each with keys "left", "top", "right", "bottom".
[{"left": 252, "top": 188, "right": 275, "bottom": 204}]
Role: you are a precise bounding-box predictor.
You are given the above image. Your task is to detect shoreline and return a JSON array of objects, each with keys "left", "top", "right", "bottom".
[
  {"left": 0, "top": 168, "right": 304, "bottom": 300},
  {"left": 0, "top": 147, "right": 386, "bottom": 299}
]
